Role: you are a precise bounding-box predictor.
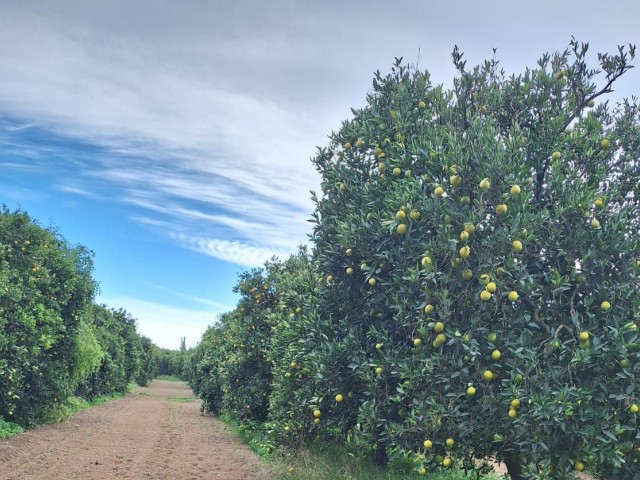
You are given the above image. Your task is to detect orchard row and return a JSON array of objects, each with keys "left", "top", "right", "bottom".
[
  {"left": 0, "top": 207, "right": 171, "bottom": 426},
  {"left": 186, "top": 41, "right": 639, "bottom": 480}
]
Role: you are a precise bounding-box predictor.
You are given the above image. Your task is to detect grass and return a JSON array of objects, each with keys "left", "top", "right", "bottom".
[
  {"left": 168, "top": 396, "right": 194, "bottom": 403},
  {"left": 1, "top": 385, "right": 137, "bottom": 440},
  {"left": 270, "top": 441, "right": 502, "bottom": 480},
  {"left": 219, "top": 413, "right": 278, "bottom": 459},
  {"left": 0, "top": 418, "right": 23, "bottom": 439},
  {"left": 217, "top": 414, "right": 501, "bottom": 480},
  {"left": 41, "top": 391, "right": 126, "bottom": 425},
  {"left": 155, "top": 375, "right": 183, "bottom": 382}
]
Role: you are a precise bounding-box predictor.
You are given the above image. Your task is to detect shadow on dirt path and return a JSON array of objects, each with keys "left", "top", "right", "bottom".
[{"left": 0, "top": 380, "right": 272, "bottom": 480}]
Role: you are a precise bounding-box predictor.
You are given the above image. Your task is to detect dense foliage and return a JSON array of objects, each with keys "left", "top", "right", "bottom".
[
  {"left": 186, "top": 249, "right": 321, "bottom": 437},
  {"left": 189, "top": 263, "right": 280, "bottom": 421},
  {"left": 155, "top": 346, "right": 188, "bottom": 378},
  {"left": 74, "top": 305, "right": 155, "bottom": 400},
  {"left": 187, "top": 40, "right": 639, "bottom": 480},
  {"left": 0, "top": 207, "right": 157, "bottom": 426},
  {"left": 308, "top": 40, "right": 639, "bottom": 479}
]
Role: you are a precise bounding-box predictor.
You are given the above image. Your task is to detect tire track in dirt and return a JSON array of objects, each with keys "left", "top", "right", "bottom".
[{"left": 0, "top": 380, "right": 272, "bottom": 480}]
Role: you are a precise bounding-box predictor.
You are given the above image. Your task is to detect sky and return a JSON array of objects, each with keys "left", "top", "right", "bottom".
[{"left": 1, "top": 1, "right": 639, "bottom": 349}]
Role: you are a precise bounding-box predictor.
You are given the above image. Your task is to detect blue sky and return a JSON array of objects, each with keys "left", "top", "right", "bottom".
[{"left": 1, "top": 1, "right": 639, "bottom": 349}]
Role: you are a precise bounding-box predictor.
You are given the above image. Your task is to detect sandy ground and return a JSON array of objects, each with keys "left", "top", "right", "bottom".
[{"left": 0, "top": 380, "right": 272, "bottom": 480}]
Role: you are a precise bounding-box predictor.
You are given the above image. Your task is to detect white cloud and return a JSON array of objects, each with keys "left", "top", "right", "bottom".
[
  {"left": 0, "top": 2, "right": 325, "bottom": 262},
  {"left": 117, "top": 176, "right": 311, "bottom": 258},
  {"left": 172, "top": 233, "right": 290, "bottom": 268},
  {"left": 4, "top": 122, "right": 38, "bottom": 132},
  {"left": 97, "top": 295, "right": 227, "bottom": 350},
  {"left": 54, "top": 184, "right": 101, "bottom": 199},
  {"left": 142, "top": 282, "right": 233, "bottom": 310}
]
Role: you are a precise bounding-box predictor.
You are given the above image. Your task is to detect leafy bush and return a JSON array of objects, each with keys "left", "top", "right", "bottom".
[
  {"left": 0, "top": 207, "right": 96, "bottom": 425},
  {"left": 0, "top": 207, "right": 158, "bottom": 426},
  {"left": 75, "top": 306, "right": 144, "bottom": 400},
  {"left": 0, "top": 418, "right": 23, "bottom": 439},
  {"left": 72, "top": 318, "right": 104, "bottom": 383},
  {"left": 136, "top": 336, "right": 158, "bottom": 386},
  {"left": 188, "top": 268, "right": 275, "bottom": 421},
  {"left": 309, "top": 40, "right": 639, "bottom": 478}
]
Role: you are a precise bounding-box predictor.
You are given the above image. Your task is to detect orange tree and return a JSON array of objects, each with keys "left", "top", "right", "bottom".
[
  {"left": 188, "top": 268, "right": 276, "bottom": 421},
  {"left": 223, "top": 269, "right": 275, "bottom": 421},
  {"left": 186, "top": 248, "right": 328, "bottom": 448},
  {"left": 135, "top": 335, "right": 157, "bottom": 386},
  {"left": 186, "top": 323, "right": 226, "bottom": 414},
  {"left": 0, "top": 207, "right": 96, "bottom": 424},
  {"left": 1, "top": 207, "right": 158, "bottom": 423},
  {"left": 309, "top": 40, "right": 639, "bottom": 479},
  {"left": 263, "top": 248, "right": 334, "bottom": 446},
  {"left": 75, "top": 305, "right": 146, "bottom": 399}
]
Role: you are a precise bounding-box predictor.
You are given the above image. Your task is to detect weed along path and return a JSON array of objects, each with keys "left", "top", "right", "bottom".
[{"left": 0, "top": 380, "right": 272, "bottom": 480}]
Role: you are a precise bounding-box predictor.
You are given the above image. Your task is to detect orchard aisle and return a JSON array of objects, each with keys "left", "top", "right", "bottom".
[{"left": 0, "top": 380, "right": 272, "bottom": 480}]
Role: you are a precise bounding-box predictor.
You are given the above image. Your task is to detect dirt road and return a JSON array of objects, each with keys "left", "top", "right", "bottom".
[{"left": 0, "top": 380, "right": 272, "bottom": 480}]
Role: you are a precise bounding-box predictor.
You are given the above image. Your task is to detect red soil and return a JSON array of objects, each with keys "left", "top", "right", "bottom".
[{"left": 0, "top": 380, "right": 272, "bottom": 479}]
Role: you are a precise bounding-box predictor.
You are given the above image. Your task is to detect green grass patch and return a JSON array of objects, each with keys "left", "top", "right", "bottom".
[
  {"left": 41, "top": 392, "right": 125, "bottom": 424},
  {"left": 216, "top": 413, "right": 500, "bottom": 480},
  {"left": 155, "top": 375, "right": 183, "bottom": 382},
  {"left": 219, "top": 413, "right": 278, "bottom": 459},
  {"left": 270, "top": 440, "right": 502, "bottom": 480},
  {"left": 0, "top": 418, "right": 23, "bottom": 439},
  {"left": 168, "top": 396, "right": 193, "bottom": 403}
]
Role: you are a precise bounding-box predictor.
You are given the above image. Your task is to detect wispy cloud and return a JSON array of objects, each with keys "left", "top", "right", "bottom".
[
  {"left": 128, "top": 215, "right": 171, "bottom": 228},
  {"left": 172, "top": 233, "right": 290, "bottom": 268},
  {"left": 122, "top": 185, "right": 308, "bottom": 249},
  {"left": 142, "top": 281, "right": 235, "bottom": 310},
  {"left": 54, "top": 183, "right": 102, "bottom": 199},
  {"left": 0, "top": 161, "right": 43, "bottom": 171},
  {"left": 4, "top": 122, "right": 38, "bottom": 132},
  {"left": 0, "top": 3, "right": 325, "bottom": 264},
  {"left": 0, "top": 185, "right": 49, "bottom": 203}
]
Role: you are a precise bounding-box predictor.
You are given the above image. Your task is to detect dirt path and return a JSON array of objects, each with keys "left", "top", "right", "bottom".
[{"left": 0, "top": 380, "right": 273, "bottom": 480}]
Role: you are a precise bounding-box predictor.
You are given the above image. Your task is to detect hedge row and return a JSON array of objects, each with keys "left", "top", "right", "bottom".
[
  {"left": 0, "top": 206, "right": 157, "bottom": 426},
  {"left": 185, "top": 41, "right": 639, "bottom": 480}
]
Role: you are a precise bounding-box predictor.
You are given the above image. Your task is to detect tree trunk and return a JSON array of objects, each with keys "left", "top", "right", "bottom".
[
  {"left": 504, "top": 455, "right": 524, "bottom": 480},
  {"left": 373, "top": 441, "right": 388, "bottom": 467}
]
